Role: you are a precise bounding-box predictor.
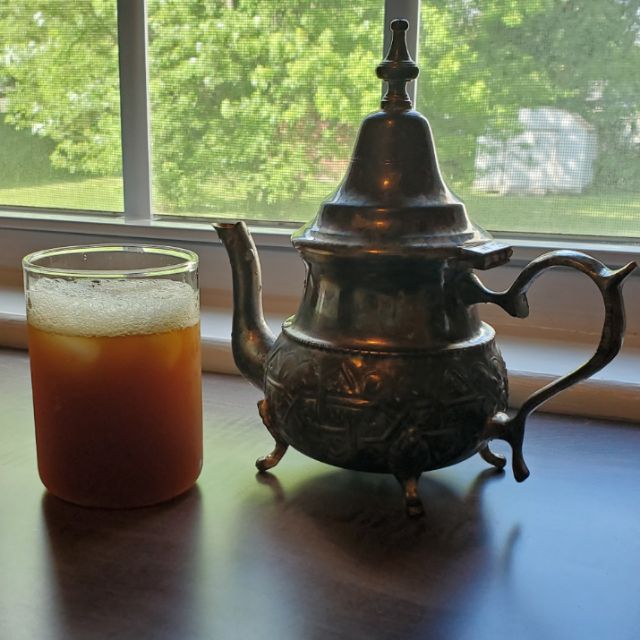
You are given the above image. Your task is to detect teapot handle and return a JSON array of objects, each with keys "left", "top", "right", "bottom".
[{"left": 461, "top": 250, "right": 636, "bottom": 482}]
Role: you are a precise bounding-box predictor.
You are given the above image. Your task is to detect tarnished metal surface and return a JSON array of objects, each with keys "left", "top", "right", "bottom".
[
  {"left": 215, "top": 20, "right": 636, "bottom": 516},
  {"left": 215, "top": 222, "right": 275, "bottom": 389}
]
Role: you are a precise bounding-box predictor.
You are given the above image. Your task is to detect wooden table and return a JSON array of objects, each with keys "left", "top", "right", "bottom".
[{"left": 1, "top": 348, "right": 639, "bottom": 640}]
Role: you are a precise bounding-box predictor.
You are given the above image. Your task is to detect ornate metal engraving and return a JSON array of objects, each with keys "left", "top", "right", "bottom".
[{"left": 263, "top": 333, "right": 507, "bottom": 477}]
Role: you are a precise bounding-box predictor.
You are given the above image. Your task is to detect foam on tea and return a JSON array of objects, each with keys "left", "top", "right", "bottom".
[{"left": 27, "top": 278, "right": 199, "bottom": 337}]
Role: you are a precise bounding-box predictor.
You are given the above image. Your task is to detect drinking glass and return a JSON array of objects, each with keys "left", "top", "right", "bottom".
[{"left": 23, "top": 244, "right": 202, "bottom": 508}]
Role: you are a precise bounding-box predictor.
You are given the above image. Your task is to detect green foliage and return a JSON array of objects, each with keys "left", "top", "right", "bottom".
[
  {"left": 0, "top": 1, "right": 122, "bottom": 176},
  {"left": 0, "top": 0, "right": 638, "bottom": 214},
  {"left": 0, "top": 120, "right": 61, "bottom": 188},
  {"left": 146, "top": 0, "right": 382, "bottom": 209},
  {"left": 419, "top": 0, "right": 640, "bottom": 191}
]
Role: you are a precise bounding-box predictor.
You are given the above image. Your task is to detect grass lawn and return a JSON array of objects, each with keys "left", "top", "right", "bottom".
[
  {"left": 0, "top": 118, "right": 636, "bottom": 237},
  {"left": 0, "top": 176, "right": 123, "bottom": 213},
  {"left": 1, "top": 174, "right": 638, "bottom": 238},
  {"left": 0, "top": 122, "right": 123, "bottom": 213},
  {"left": 462, "top": 191, "right": 640, "bottom": 238}
]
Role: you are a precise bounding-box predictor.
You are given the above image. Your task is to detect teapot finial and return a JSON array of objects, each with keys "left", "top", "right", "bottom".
[{"left": 376, "top": 19, "right": 419, "bottom": 110}]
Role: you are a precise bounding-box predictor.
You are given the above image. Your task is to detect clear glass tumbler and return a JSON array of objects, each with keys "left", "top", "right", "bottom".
[{"left": 23, "top": 244, "right": 202, "bottom": 508}]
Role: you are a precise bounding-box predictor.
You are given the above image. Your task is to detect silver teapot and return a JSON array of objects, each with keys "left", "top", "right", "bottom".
[{"left": 215, "top": 20, "right": 635, "bottom": 515}]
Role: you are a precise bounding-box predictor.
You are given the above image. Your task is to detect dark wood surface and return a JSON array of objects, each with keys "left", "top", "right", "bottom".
[{"left": 1, "top": 348, "right": 639, "bottom": 640}]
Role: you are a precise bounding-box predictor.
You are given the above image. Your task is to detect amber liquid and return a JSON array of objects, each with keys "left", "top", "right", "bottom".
[{"left": 28, "top": 322, "right": 202, "bottom": 507}]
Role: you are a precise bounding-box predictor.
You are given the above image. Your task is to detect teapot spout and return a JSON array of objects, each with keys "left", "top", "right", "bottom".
[{"left": 214, "top": 221, "right": 275, "bottom": 388}]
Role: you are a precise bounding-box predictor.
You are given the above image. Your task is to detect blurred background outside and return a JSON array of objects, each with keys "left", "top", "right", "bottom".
[{"left": 0, "top": 1, "right": 638, "bottom": 237}]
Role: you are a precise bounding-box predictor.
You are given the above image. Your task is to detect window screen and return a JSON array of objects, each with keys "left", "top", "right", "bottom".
[
  {"left": 0, "top": 2, "right": 123, "bottom": 212},
  {"left": 2, "top": 1, "right": 638, "bottom": 238},
  {"left": 148, "top": 0, "right": 384, "bottom": 222},
  {"left": 419, "top": 0, "right": 640, "bottom": 237}
]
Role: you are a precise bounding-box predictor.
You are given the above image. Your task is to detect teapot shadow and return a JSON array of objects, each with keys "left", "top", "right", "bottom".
[
  {"left": 245, "top": 466, "right": 519, "bottom": 639},
  {"left": 255, "top": 465, "right": 513, "bottom": 564}
]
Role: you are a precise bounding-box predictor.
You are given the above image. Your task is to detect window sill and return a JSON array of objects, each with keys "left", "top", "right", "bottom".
[
  {"left": 2, "top": 284, "right": 638, "bottom": 423},
  {"left": 1, "top": 212, "right": 639, "bottom": 423}
]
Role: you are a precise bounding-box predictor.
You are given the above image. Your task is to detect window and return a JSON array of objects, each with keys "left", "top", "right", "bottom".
[
  {"left": 148, "top": 0, "right": 384, "bottom": 222},
  {"left": 1, "top": 1, "right": 638, "bottom": 237},
  {"left": 0, "top": 1, "right": 123, "bottom": 213},
  {"left": 417, "top": 0, "right": 640, "bottom": 238}
]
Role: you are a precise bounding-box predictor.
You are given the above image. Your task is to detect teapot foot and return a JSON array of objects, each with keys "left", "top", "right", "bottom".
[
  {"left": 256, "top": 398, "right": 289, "bottom": 472},
  {"left": 256, "top": 443, "right": 288, "bottom": 472},
  {"left": 396, "top": 475, "right": 425, "bottom": 518},
  {"left": 479, "top": 444, "right": 506, "bottom": 470}
]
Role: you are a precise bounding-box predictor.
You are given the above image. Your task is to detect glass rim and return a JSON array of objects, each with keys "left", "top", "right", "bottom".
[{"left": 22, "top": 244, "right": 199, "bottom": 279}]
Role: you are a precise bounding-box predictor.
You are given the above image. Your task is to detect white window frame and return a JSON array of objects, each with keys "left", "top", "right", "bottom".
[{"left": 0, "top": 0, "right": 639, "bottom": 421}]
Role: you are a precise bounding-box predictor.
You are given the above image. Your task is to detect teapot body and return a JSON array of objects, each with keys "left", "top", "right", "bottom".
[
  {"left": 264, "top": 326, "right": 507, "bottom": 475},
  {"left": 262, "top": 254, "right": 508, "bottom": 475},
  {"left": 217, "top": 217, "right": 634, "bottom": 517}
]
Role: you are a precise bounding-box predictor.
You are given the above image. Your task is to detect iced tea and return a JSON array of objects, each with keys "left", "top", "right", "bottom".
[{"left": 25, "top": 266, "right": 202, "bottom": 508}]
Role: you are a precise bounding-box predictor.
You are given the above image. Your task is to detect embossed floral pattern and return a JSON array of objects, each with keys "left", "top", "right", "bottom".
[{"left": 264, "top": 335, "right": 508, "bottom": 476}]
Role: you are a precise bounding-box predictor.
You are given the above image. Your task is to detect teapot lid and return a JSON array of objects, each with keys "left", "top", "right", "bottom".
[{"left": 292, "top": 19, "right": 511, "bottom": 269}]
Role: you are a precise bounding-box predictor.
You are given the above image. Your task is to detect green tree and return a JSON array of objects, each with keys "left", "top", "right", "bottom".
[
  {"left": 1, "top": 1, "right": 638, "bottom": 212},
  {"left": 0, "top": 1, "right": 382, "bottom": 212},
  {"left": 0, "top": 1, "right": 121, "bottom": 176},
  {"left": 419, "top": 0, "right": 640, "bottom": 191},
  {"left": 146, "top": 0, "right": 382, "bottom": 209}
]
